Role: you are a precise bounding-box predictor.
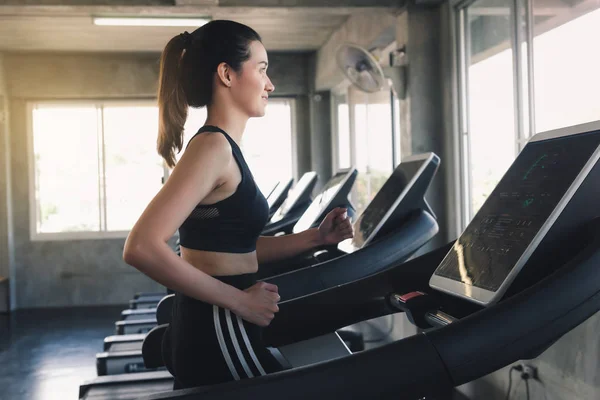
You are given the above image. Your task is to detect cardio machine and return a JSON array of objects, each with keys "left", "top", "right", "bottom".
[{"left": 262, "top": 171, "right": 318, "bottom": 235}]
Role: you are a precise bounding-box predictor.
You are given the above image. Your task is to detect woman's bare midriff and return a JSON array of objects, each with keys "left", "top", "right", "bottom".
[{"left": 180, "top": 245, "right": 259, "bottom": 276}]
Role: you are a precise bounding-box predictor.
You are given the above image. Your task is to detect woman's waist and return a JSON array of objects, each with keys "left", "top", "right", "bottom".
[{"left": 181, "top": 246, "right": 259, "bottom": 279}]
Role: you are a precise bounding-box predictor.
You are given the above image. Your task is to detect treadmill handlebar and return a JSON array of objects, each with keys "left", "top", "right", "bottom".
[{"left": 267, "top": 210, "right": 438, "bottom": 303}]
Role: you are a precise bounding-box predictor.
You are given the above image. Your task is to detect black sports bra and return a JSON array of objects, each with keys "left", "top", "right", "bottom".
[{"left": 178, "top": 126, "right": 269, "bottom": 253}]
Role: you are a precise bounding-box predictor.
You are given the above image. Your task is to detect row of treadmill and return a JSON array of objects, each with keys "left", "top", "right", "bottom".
[{"left": 79, "top": 121, "right": 600, "bottom": 400}]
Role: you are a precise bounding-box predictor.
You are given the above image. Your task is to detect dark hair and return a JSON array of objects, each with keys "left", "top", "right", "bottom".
[{"left": 157, "top": 20, "right": 262, "bottom": 167}]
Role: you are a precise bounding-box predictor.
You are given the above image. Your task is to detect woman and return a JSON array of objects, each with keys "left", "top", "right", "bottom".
[{"left": 123, "top": 20, "right": 353, "bottom": 389}]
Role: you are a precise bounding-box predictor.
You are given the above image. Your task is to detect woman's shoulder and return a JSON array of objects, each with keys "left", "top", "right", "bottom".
[{"left": 178, "top": 131, "right": 233, "bottom": 170}]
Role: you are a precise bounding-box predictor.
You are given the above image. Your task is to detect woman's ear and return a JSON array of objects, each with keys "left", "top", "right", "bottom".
[{"left": 216, "top": 62, "right": 232, "bottom": 87}]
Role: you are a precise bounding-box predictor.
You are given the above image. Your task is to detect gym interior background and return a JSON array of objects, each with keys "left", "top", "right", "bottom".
[{"left": 0, "top": 0, "right": 599, "bottom": 399}]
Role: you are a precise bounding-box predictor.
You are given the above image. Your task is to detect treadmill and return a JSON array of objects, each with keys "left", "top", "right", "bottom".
[
  {"left": 292, "top": 168, "right": 358, "bottom": 233},
  {"left": 84, "top": 153, "right": 441, "bottom": 391},
  {"left": 262, "top": 171, "right": 318, "bottom": 235},
  {"left": 127, "top": 121, "right": 600, "bottom": 400},
  {"left": 266, "top": 177, "right": 294, "bottom": 218}
]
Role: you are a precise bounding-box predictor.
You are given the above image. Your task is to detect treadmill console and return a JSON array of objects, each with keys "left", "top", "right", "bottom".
[
  {"left": 269, "top": 172, "right": 318, "bottom": 223},
  {"left": 267, "top": 178, "right": 293, "bottom": 210},
  {"left": 338, "top": 153, "right": 439, "bottom": 254},
  {"left": 292, "top": 169, "right": 357, "bottom": 233},
  {"left": 430, "top": 127, "right": 600, "bottom": 305}
]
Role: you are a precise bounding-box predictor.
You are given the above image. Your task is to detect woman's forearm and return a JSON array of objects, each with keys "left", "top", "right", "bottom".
[
  {"left": 255, "top": 228, "right": 323, "bottom": 264},
  {"left": 123, "top": 237, "right": 244, "bottom": 311}
]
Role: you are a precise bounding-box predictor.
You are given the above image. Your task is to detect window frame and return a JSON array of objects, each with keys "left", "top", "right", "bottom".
[
  {"left": 452, "top": 0, "right": 537, "bottom": 230},
  {"left": 27, "top": 99, "right": 164, "bottom": 241}
]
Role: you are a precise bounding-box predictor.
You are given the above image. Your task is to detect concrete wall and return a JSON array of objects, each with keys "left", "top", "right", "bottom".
[
  {"left": 0, "top": 53, "right": 15, "bottom": 311},
  {"left": 456, "top": 312, "right": 600, "bottom": 400},
  {"left": 3, "top": 50, "right": 311, "bottom": 309},
  {"left": 315, "top": 10, "right": 399, "bottom": 92},
  {"left": 397, "top": 4, "right": 449, "bottom": 250},
  {"left": 293, "top": 95, "right": 312, "bottom": 180}
]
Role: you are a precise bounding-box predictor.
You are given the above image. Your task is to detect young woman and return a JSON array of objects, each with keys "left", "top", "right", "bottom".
[{"left": 123, "top": 20, "right": 353, "bottom": 389}]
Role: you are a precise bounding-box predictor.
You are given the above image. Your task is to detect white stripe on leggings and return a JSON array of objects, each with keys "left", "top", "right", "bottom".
[
  {"left": 212, "top": 306, "right": 240, "bottom": 380},
  {"left": 225, "top": 309, "right": 254, "bottom": 378},
  {"left": 236, "top": 315, "right": 267, "bottom": 376}
]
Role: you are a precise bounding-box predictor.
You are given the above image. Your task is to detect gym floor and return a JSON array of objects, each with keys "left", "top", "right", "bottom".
[{"left": 0, "top": 306, "right": 124, "bottom": 400}]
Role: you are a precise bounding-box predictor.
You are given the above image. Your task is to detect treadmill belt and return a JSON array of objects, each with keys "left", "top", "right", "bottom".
[
  {"left": 109, "top": 341, "right": 143, "bottom": 352},
  {"left": 83, "top": 380, "right": 173, "bottom": 400}
]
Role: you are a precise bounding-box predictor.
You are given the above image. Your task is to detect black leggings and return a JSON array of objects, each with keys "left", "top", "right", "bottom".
[{"left": 162, "top": 273, "right": 286, "bottom": 389}]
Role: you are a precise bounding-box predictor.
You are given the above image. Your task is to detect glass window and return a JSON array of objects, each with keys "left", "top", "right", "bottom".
[
  {"left": 334, "top": 93, "right": 351, "bottom": 170},
  {"left": 30, "top": 102, "right": 163, "bottom": 239},
  {"left": 244, "top": 99, "right": 294, "bottom": 194},
  {"left": 32, "top": 106, "right": 101, "bottom": 234},
  {"left": 349, "top": 86, "right": 395, "bottom": 216},
  {"left": 532, "top": 3, "right": 600, "bottom": 132},
  {"left": 103, "top": 105, "right": 164, "bottom": 232},
  {"left": 462, "top": 0, "right": 518, "bottom": 218}
]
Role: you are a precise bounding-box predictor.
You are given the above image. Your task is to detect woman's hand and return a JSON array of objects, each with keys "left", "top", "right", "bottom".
[
  {"left": 317, "top": 207, "right": 354, "bottom": 246},
  {"left": 236, "top": 282, "right": 280, "bottom": 327}
]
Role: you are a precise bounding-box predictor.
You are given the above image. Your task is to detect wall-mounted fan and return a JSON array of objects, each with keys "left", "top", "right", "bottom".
[{"left": 336, "top": 43, "right": 408, "bottom": 99}]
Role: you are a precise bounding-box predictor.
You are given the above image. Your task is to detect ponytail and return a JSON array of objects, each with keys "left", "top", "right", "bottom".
[{"left": 157, "top": 35, "right": 188, "bottom": 168}]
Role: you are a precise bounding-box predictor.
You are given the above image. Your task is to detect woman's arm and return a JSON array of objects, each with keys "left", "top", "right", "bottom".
[
  {"left": 256, "top": 207, "right": 353, "bottom": 264},
  {"left": 124, "top": 133, "right": 241, "bottom": 306},
  {"left": 123, "top": 133, "right": 278, "bottom": 326},
  {"left": 255, "top": 228, "right": 323, "bottom": 264}
]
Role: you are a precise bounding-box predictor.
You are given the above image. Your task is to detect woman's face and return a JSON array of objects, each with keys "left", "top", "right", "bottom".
[{"left": 230, "top": 40, "right": 275, "bottom": 118}]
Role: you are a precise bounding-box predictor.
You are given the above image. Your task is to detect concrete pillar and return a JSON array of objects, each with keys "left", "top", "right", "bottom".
[
  {"left": 0, "top": 53, "right": 14, "bottom": 311},
  {"left": 309, "top": 91, "right": 333, "bottom": 192},
  {"left": 397, "top": 5, "right": 449, "bottom": 248},
  {"left": 294, "top": 94, "right": 312, "bottom": 180}
]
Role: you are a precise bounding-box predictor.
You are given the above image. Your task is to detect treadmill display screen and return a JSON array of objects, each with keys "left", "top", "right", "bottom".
[
  {"left": 270, "top": 173, "right": 315, "bottom": 222},
  {"left": 294, "top": 172, "right": 349, "bottom": 232},
  {"left": 348, "top": 160, "right": 425, "bottom": 250},
  {"left": 435, "top": 131, "right": 600, "bottom": 292}
]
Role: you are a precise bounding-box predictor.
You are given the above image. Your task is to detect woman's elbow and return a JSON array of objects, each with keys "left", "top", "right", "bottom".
[{"left": 123, "top": 234, "right": 148, "bottom": 268}]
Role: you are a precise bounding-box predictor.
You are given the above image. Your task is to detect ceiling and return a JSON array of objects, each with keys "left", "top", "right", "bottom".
[{"left": 0, "top": 0, "right": 402, "bottom": 53}]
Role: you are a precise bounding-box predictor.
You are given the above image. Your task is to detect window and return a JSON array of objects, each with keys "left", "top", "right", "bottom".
[
  {"left": 348, "top": 86, "right": 396, "bottom": 216},
  {"left": 179, "top": 98, "right": 295, "bottom": 196},
  {"left": 332, "top": 92, "right": 351, "bottom": 170},
  {"left": 29, "top": 102, "right": 164, "bottom": 240},
  {"left": 532, "top": 3, "right": 600, "bottom": 132},
  {"left": 456, "top": 0, "right": 600, "bottom": 227},
  {"left": 462, "top": 0, "right": 518, "bottom": 218}
]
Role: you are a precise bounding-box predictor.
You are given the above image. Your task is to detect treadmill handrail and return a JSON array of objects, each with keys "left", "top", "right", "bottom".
[{"left": 266, "top": 210, "right": 438, "bottom": 303}]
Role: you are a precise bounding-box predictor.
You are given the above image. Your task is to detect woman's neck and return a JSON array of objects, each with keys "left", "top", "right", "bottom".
[{"left": 204, "top": 105, "right": 248, "bottom": 145}]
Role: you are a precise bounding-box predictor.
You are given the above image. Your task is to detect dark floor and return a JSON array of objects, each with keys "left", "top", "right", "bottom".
[{"left": 0, "top": 305, "right": 126, "bottom": 400}]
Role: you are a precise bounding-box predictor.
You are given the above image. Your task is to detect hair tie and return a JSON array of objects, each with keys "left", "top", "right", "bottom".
[{"left": 180, "top": 31, "right": 193, "bottom": 49}]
